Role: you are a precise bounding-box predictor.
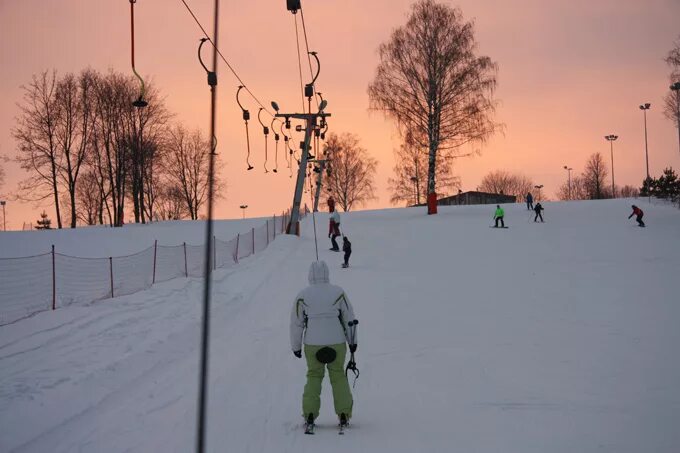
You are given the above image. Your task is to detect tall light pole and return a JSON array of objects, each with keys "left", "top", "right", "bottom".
[
  {"left": 534, "top": 184, "right": 543, "bottom": 201},
  {"left": 0, "top": 200, "right": 6, "bottom": 231},
  {"left": 563, "top": 166, "right": 573, "bottom": 200},
  {"left": 671, "top": 82, "right": 680, "bottom": 156},
  {"left": 239, "top": 204, "right": 248, "bottom": 219},
  {"left": 639, "top": 103, "right": 651, "bottom": 181},
  {"left": 604, "top": 134, "right": 618, "bottom": 198}
]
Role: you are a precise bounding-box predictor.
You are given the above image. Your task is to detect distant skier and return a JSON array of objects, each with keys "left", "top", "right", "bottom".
[
  {"left": 526, "top": 192, "right": 534, "bottom": 210},
  {"left": 534, "top": 202, "right": 544, "bottom": 222},
  {"left": 342, "top": 236, "right": 352, "bottom": 268},
  {"left": 329, "top": 206, "right": 341, "bottom": 251},
  {"left": 628, "top": 205, "right": 645, "bottom": 227},
  {"left": 493, "top": 205, "right": 505, "bottom": 228},
  {"left": 290, "top": 261, "right": 358, "bottom": 432}
]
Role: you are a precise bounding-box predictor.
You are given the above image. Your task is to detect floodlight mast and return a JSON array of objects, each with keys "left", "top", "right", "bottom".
[{"left": 274, "top": 107, "right": 331, "bottom": 234}]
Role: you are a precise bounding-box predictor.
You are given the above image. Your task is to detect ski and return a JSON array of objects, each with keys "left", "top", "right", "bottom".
[{"left": 489, "top": 226, "right": 509, "bottom": 229}]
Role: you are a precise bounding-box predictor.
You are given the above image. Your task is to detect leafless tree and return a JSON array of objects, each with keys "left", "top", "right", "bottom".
[
  {"left": 479, "top": 170, "right": 533, "bottom": 201},
  {"left": 619, "top": 185, "right": 639, "bottom": 198},
  {"left": 556, "top": 175, "right": 588, "bottom": 201},
  {"left": 75, "top": 170, "right": 103, "bottom": 225},
  {"left": 388, "top": 130, "right": 460, "bottom": 205},
  {"left": 582, "top": 152, "right": 608, "bottom": 199},
  {"left": 155, "top": 184, "right": 188, "bottom": 221},
  {"left": 322, "top": 132, "right": 377, "bottom": 212},
  {"left": 52, "top": 70, "right": 97, "bottom": 228},
  {"left": 664, "top": 36, "right": 680, "bottom": 151},
  {"left": 163, "top": 125, "right": 221, "bottom": 220},
  {"left": 368, "top": 0, "right": 499, "bottom": 212},
  {"left": 13, "top": 71, "right": 64, "bottom": 228}
]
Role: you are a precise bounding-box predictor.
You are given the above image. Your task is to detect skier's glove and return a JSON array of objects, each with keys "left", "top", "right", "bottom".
[
  {"left": 349, "top": 344, "right": 357, "bottom": 353},
  {"left": 293, "top": 350, "right": 302, "bottom": 358}
]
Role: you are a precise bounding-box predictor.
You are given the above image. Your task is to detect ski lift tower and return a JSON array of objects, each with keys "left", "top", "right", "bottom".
[{"left": 272, "top": 100, "right": 330, "bottom": 234}]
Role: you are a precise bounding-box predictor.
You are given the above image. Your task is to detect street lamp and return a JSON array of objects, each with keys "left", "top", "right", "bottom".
[
  {"left": 563, "top": 166, "right": 573, "bottom": 200},
  {"left": 0, "top": 200, "right": 5, "bottom": 231},
  {"left": 534, "top": 184, "right": 544, "bottom": 201},
  {"left": 639, "top": 103, "right": 651, "bottom": 182},
  {"left": 604, "top": 134, "right": 618, "bottom": 198},
  {"left": 671, "top": 82, "right": 680, "bottom": 156},
  {"left": 239, "top": 205, "right": 248, "bottom": 219}
]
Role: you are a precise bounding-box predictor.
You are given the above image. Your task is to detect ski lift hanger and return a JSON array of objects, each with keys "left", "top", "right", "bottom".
[
  {"left": 271, "top": 117, "right": 280, "bottom": 173},
  {"left": 258, "top": 108, "right": 270, "bottom": 173},
  {"left": 236, "top": 86, "right": 254, "bottom": 170},
  {"left": 129, "top": 0, "right": 147, "bottom": 108}
]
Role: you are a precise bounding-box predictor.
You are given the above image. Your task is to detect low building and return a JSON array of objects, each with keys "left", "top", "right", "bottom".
[{"left": 437, "top": 191, "right": 516, "bottom": 206}]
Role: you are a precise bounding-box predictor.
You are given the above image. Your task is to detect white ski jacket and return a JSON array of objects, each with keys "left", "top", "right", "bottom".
[
  {"left": 290, "top": 261, "right": 358, "bottom": 352},
  {"left": 330, "top": 211, "right": 340, "bottom": 226}
]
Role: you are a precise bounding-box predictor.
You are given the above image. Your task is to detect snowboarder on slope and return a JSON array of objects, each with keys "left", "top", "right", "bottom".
[
  {"left": 329, "top": 206, "right": 341, "bottom": 251},
  {"left": 628, "top": 205, "right": 645, "bottom": 227},
  {"left": 526, "top": 192, "right": 534, "bottom": 210},
  {"left": 291, "top": 261, "right": 357, "bottom": 429},
  {"left": 493, "top": 205, "right": 505, "bottom": 228},
  {"left": 342, "top": 236, "right": 352, "bottom": 268},
  {"left": 534, "top": 202, "right": 544, "bottom": 222}
]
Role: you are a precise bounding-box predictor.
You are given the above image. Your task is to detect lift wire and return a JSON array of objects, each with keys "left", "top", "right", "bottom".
[
  {"left": 195, "top": 0, "right": 220, "bottom": 451},
  {"left": 236, "top": 86, "right": 254, "bottom": 170},
  {"left": 179, "top": 0, "right": 273, "bottom": 117},
  {"left": 293, "top": 14, "right": 306, "bottom": 112},
  {"left": 258, "top": 108, "right": 269, "bottom": 173},
  {"left": 299, "top": 6, "right": 320, "bottom": 110}
]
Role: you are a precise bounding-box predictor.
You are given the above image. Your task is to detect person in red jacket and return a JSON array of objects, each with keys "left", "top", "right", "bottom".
[{"left": 628, "top": 205, "right": 645, "bottom": 227}]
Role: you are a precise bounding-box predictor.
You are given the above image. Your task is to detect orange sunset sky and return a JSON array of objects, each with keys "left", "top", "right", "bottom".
[{"left": 1, "top": 0, "right": 679, "bottom": 230}]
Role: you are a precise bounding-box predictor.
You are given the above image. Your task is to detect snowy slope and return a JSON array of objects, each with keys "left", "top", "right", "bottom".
[{"left": 1, "top": 199, "right": 679, "bottom": 452}]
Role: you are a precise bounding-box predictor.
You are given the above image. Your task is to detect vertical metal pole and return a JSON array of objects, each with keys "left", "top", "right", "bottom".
[
  {"left": 51, "top": 245, "right": 56, "bottom": 310},
  {"left": 610, "top": 140, "right": 615, "bottom": 198},
  {"left": 643, "top": 109, "right": 650, "bottom": 181},
  {"left": 273, "top": 215, "right": 276, "bottom": 239},
  {"left": 234, "top": 233, "right": 239, "bottom": 263},
  {"left": 252, "top": 227, "right": 255, "bottom": 254},
  {"left": 287, "top": 117, "right": 315, "bottom": 233},
  {"left": 152, "top": 240, "right": 157, "bottom": 284},
  {"left": 213, "top": 235, "right": 216, "bottom": 270},
  {"left": 184, "top": 242, "right": 188, "bottom": 277},
  {"left": 266, "top": 220, "right": 269, "bottom": 246},
  {"left": 109, "top": 257, "right": 114, "bottom": 298}
]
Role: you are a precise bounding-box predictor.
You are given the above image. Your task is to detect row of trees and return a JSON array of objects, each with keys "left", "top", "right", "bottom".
[
  {"left": 555, "top": 153, "right": 638, "bottom": 201},
  {"left": 12, "top": 69, "right": 218, "bottom": 228},
  {"left": 640, "top": 168, "right": 679, "bottom": 199}
]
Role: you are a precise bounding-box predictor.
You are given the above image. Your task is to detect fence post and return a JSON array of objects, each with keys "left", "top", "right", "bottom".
[
  {"left": 152, "top": 240, "right": 158, "bottom": 284},
  {"left": 266, "top": 220, "right": 269, "bottom": 246},
  {"left": 252, "top": 227, "right": 255, "bottom": 254},
  {"left": 109, "top": 257, "right": 114, "bottom": 298},
  {"left": 183, "top": 242, "right": 188, "bottom": 277},
  {"left": 51, "top": 245, "right": 56, "bottom": 310},
  {"left": 235, "top": 233, "right": 240, "bottom": 263},
  {"left": 213, "top": 235, "right": 217, "bottom": 270}
]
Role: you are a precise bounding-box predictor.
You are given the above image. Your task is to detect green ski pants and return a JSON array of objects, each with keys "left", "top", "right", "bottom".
[{"left": 302, "top": 343, "right": 353, "bottom": 420}]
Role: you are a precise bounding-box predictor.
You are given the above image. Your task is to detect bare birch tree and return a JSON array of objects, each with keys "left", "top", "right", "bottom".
[
  {"left": 664, "top": 36, "right": 680, "bottom": 152},
  {"left": 322, "top": 132, "right": 377, "bottom": 212},
  {"left": 13, "top": 71, "right": 64, "bottom": 228},
  {"left": 163, "top": 125, "right": 221, "bottom": 220},
  {"left": 582, "top": 152, "right": 608, "bottom": 199},
  {"left": 368, "top": 0, "right": 499, "bottom": 213}
]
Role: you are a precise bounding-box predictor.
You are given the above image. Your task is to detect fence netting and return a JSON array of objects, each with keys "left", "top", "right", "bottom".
[{"left": 0, "top": 211, "right": 304, "bottom": 325}]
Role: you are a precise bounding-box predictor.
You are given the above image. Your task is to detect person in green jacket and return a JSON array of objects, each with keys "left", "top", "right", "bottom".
[{"left": 493, "top": 205, "right": 505, "bottom": 228}]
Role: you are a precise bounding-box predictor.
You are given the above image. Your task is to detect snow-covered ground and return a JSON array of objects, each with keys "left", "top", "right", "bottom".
[{"left": 1, "top": 199, "right": 679, "bottom": 452}]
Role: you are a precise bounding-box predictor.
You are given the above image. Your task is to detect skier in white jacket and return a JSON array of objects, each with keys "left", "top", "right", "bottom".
[{"left": 290, "top": 260, "right": 358, "bottom": 428}]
